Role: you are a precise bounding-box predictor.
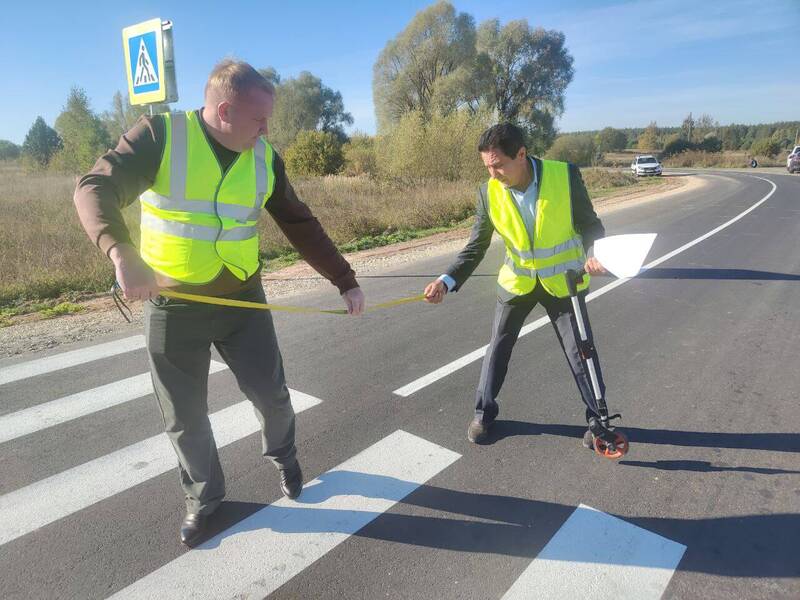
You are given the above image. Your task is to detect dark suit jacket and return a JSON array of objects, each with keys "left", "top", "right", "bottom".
[{"left": 445, "top": 157, "right": 605, "bottom": 301}]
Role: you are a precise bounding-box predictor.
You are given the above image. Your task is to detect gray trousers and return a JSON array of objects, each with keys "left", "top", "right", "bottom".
[
  {"left": 144, "top": 282, "right": 296, "bottom": 515},
  {"left": 475, "top": 282, "right": 605, "bottom": 424}
]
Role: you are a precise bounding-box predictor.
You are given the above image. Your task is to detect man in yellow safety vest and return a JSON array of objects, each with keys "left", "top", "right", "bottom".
[
  {"left": 75, "top": 60, "right": 364, "bottom": 545},
  {"left": 423, "top": 123, "right": 608, "bottom": 446}
]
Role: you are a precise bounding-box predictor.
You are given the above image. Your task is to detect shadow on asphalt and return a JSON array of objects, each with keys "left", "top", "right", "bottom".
[
  {"left": 618, "top": 459, "right": 800, "bottom": 475},
  {"left": 638, "top": 267, "right": 800, "bottom": 281},
  {"left": 488, "top": 420, "right": 800, "bottom": 453},
  {"left": 199, "top": 471, "right": 799, "bottom": 579}
]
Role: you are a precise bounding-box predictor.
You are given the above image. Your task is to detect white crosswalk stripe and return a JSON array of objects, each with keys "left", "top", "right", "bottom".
[
  {"left": 502, "top": 504, "right": 686, "bottom": 599},
  {"left": 0, "top": 389, "right": 322, "bottom": 546},
  {"left": 0, "top": 361, "right": 228, "bottom": 444},
  {"left": 109, "top": 430, "right": 461, "bottom": 600},
  {"left": 0, "top": 335, "right": 145, "bottom": 386}
]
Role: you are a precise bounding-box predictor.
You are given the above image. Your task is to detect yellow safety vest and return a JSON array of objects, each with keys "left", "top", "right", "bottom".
[
  {"left": 487, "top": 159, "right": 588, "bottom": 298},
  {"left": 139, "top": 111, "right": 276, "bottom": 284}
]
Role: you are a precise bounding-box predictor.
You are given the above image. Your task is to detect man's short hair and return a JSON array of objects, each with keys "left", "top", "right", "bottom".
[
  {"left": 205, "top": 59, "right": 275, "bottom": 101},
  {"left": 478, "top": 123, "right": 527, "bottom": 158}
]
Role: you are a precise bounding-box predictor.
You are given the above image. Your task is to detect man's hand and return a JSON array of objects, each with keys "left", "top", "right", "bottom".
[
  {"left": 342, "top": 287, "right": 365, "bottom": 316},
  {"left": 109, "top": 244, "right": 160, "bottom": 300},
  {"left": 423, "top": 279, "right": 447, "bottom": 304},
  {"left": 584, "top": 256, "right": 607, "bottom": 276}
]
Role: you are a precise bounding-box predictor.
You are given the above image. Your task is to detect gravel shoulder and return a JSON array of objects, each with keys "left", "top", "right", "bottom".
[{"left": 0, "top": 174, "right": 704, "bottom": 358}]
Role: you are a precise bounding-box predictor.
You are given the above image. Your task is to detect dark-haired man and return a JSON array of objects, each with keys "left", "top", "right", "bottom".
[{"left": 423, "top": 123, "right": 608, "bottom": 445}]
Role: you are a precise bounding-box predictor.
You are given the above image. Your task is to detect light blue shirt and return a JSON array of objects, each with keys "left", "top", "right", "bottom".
[{"left": 439, "top": 159, "right": 538, "bottom": 292}]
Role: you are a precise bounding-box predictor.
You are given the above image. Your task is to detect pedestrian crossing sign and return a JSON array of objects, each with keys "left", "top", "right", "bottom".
[{"left": 122, "top": 18, "right": 167, "bottom": 105}]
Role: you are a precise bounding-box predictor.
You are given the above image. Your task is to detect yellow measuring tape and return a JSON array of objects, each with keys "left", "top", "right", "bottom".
[{"left": 160, "top": 290, "right": 428, "bottom": 315}]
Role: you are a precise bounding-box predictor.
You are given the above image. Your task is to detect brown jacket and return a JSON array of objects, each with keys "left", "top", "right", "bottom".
[{"left": 74, "top": 110, "right": 358, "bottom": 296}]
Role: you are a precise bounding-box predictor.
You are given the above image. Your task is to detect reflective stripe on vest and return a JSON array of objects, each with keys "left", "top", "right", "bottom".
[
  {"left": 140, "top": 212, "right": 257, "bottom": 242},
  {"left": 503, "top": 255, "right": 585, "bottom": 279},
  {"left": 487, "top": 159, "right": 589, "bottom": 298},
  {"left": 505, "top": 236, "right": 583, "bottom": 261}
]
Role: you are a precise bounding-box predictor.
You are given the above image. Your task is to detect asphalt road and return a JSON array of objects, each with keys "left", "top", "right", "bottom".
[{"left": 1, "top": 170, "right": 799, "bottom": 599}]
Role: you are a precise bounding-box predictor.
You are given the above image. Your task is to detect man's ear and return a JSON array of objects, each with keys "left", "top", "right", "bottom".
[
  {"left": 218, "top": 101, "right": 232, "bottom": 124},
  {"left": 516, "top": 146, "right": 527, "bottom": 160}
]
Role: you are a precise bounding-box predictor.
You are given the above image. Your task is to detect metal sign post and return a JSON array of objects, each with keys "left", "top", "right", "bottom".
[{"left": 122, "top": 18, "right": 178, "bottom": 108}]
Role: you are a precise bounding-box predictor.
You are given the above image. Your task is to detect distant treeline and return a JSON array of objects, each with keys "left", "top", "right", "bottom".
[{"left": 567, "top": 115, "right": 800, "bottom": 153}]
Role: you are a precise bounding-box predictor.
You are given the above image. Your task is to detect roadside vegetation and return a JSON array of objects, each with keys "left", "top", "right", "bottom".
[{"left": 0, "top": 163, "right": 656, "bottom": 316}]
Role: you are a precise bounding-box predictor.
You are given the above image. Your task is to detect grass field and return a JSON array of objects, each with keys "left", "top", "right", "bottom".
[{"left": 0, "top": 163, "right": 666, "bottom": 317}]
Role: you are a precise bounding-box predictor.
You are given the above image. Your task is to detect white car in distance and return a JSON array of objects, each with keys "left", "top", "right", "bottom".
[{"left": 631, "top": 155, "right": 663, "bottom": 177}]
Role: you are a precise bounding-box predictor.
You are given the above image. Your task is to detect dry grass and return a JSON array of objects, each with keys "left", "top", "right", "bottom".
[
  {"left": 580, "top": 167, "right": 638, "bottom": 189},
  {"left": 0, "top": 164, "right": 651, "bottom": 308},
  {"left": 260, "top": 175, "right": 476, "bottom": 257},
  {"left": 0, "top": 166, "right": 475, "bottom": 307}
]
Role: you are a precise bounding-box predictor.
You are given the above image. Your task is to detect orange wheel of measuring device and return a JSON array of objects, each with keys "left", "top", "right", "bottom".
[{"left": 593, "top": 431, "right": 629, "bottom": 459}]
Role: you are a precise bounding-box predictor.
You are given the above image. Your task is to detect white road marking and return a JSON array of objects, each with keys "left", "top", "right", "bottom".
[
  {"left": 0, "top": 390, "right": 322, "bottom": 546},
  {"left": 0, "top": 361, "right": 228, "bottom": 444},
  {"left": 394, "top": 176, "right": 777, "bottom": 396},
  {"left": 0, "top": 335, "right": 145, "bottom": 386},
  {"left": 109, "top": 430, "right": 461, "bottom": 600},
  {"left": 502, "top": 504, "right": 686, "bottom": 600}
]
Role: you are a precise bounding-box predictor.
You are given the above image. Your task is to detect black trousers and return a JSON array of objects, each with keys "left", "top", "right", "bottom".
[{"left": 474, "top": 282, "right": 606, "bottom": 424}]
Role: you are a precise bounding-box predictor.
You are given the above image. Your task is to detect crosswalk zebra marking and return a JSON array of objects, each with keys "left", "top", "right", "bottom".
[
  {"left": 109, "top": 429, "right": 460, "bottom": 599},
  {"left": 0, "top": 389, "right": 322, "bottom": 546},
  {"left": 0, "top": 335, "right": 146, "bottom": 386},
  {"left": 0, "top": 361, "right": 228, "bottom": 444},
  {"left": 501, "top": 504, "right": 686, "bottom": 599}
]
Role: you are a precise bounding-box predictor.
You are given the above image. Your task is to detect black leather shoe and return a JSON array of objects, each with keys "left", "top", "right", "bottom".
[
  {"left": 180, "top": 512, "right": 208, "bottom": 546},
  {"left": 280, "top": 462, "right": 303, "bottom": 499},
  {"left": 467, "top": 417, "right": 492, "bottom": 444}
]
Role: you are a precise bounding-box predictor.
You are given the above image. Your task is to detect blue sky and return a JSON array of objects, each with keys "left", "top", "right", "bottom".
[{"left": 1, "top": 0, "right": 797, "bottom": 145}]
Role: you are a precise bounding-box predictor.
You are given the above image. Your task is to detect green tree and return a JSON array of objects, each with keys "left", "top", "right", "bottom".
[
  {"left": 342, "top": 133, "right": 377, "bottom": 176},
  {"left": 258, "top": 67, "right": 281, "bottom": 86},
  {"left": 473, "top": 19, "right": 573, "bottom": 151},
  {"left": 544, "top": 135, "right": 595, "bottom": 166},
  {"left": 681, "top": 112, "right": 695, "bottom": 142},
  {"left": 373, "top": 1, "right": 476, "bottom": 131},
  {"left": 660, "top": 137, "right": 694, "bottom": 159},
  {"left": 698, "top": 134, "right": 722, "bottom": 153},
  {"left": 102, "top": 90, "right": 167, "bottom": 142},
  {"left": 694, "top": 113, "right": 718, "bottom": 139},
  {"left": 266, "top": 70, "right": 353, "bottom": 151},
  {"left": 0, "top": 140, "right": 21, "bottom": 161},
  {"left": 595, "top": 127, "right": 627, "bottom": 152},
  {"left": 21, "top": 116, "right": 62, "bottom": 168},
  {"left": 375, "top": 108, "right": 489, "bottom": 181},
  {"left": 284, "top": 130, "right": 344, "bottom": 177},
  {"left": 750, "top": 138, "right": 782, "bottom": 157},
  {"left": 51, "top": 87, "right": 111, "bottom": 174},
  {"left": 638, "top": 121, "right": 661, "bottom": 151},
  {"left": 720, "top": 125, "right": 743, "bottom": 151}
]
